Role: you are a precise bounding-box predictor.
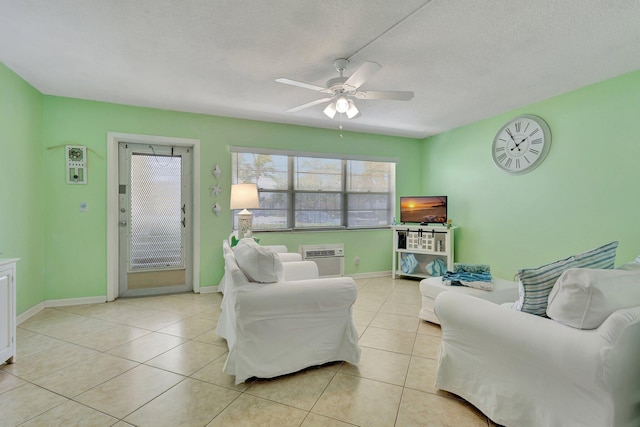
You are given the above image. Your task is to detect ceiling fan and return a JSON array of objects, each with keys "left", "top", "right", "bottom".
[{"left": 276, "top": 58, "right": 414, "bottom": 119}]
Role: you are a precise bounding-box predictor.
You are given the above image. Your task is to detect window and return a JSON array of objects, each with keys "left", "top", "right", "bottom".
[{"left": 231, "top": 148, "right": 396, "bottom": 230}]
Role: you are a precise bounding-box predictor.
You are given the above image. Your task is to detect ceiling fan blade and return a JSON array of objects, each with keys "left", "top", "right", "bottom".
[
  {"left": 276, "top": 78, "right": 331, "bottom": 93},
  {"left": 343, "top": 61, "right": 382, "bottom": 91},
  {"left": 286, "top": 97, "right": 334, "bottom": 113},
  {"left": 354, "top": 90, "right": 414, "bottom": 101}
]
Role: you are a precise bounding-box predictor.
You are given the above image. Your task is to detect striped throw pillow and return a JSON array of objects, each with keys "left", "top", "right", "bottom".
[{"left": 515, "top": 241, "right": 618, "bottom": 316}]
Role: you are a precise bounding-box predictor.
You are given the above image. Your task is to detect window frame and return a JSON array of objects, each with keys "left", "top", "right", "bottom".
[{"left": 231, "top": 146, "right": 396, "bottom": 232}]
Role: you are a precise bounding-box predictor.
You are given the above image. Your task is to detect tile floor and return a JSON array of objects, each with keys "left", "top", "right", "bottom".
[{"left": 0, "top": 276, "right": 496, "bottom": 427}]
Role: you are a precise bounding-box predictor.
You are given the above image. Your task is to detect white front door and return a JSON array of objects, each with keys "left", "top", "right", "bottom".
[{"left": 118, "top": 142, "right": 193, "bottom": 297}]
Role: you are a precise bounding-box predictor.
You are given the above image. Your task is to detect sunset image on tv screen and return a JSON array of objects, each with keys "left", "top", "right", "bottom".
[{"left": 401, "top": 196, "right": 447, "bottom": 223}]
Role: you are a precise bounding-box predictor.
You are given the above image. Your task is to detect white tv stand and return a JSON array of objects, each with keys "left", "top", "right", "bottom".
[{"left": 391, "top": 225, "right": 455, "bottom": 279}]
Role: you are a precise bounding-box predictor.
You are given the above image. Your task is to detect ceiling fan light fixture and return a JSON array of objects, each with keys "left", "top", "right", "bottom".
[
  {"left": 323, "top": 102, "right": 337, "bottom": 118},
  {"left": 335, "top": 96, "right": 349, "bottom": 113},
  {"left": 346, "top": 100, "right": 359, "bottom": 119}
]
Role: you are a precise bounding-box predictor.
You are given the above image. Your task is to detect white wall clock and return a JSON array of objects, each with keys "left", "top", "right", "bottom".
[{"left": 492, "top": 115, "right": 551, "bottom": 175}]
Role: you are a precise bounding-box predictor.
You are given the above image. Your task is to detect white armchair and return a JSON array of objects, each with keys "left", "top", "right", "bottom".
[
  {"left": 434, "top": 290, "right": 640, "bottom": 427},
  {"left": 216, "top": 239, "right": 360, "bottom": 384}
]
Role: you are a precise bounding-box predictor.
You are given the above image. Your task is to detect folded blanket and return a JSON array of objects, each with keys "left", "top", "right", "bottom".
[
  {"left": 443, "top": 267, "right": 494, "bottom": 291},
  {"left": 454, "top": 263, "right": 490, "bottom": 274}
]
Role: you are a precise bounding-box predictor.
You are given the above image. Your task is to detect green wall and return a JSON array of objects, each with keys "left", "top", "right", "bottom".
[
  {"left": 0, "top": 63, "right": 45, "bottom": 313},
  {"left": 40, "top": 96, "right": 421, "bottom": 302},
  {"left": 422, "top": 71, "right": 640, "bottom": 279}
]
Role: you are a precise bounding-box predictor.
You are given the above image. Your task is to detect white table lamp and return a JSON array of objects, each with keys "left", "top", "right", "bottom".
[{"left": 230, "top": 183, "right": 259, "bottom": 238}]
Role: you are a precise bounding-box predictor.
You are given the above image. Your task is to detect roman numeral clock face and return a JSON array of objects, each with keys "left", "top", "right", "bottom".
[{"left": 492, "top": 115, "right": 551, "bottom": 174}]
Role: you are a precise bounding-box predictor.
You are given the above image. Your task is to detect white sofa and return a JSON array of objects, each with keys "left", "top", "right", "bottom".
[
  {"left": 435, "top": 266, "right": 640, "bottom": 427},
  {"left": 216, "top": 238, "right": 360, "bottom": 384}
]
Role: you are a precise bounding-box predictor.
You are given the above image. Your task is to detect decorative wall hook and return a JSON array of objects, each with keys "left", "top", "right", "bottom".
[
  {"left": 212, "top": 164, "right": 221, "bottom": 178},
  {"left": 212, "top": 202, "right": 221, "bottom": 216}
]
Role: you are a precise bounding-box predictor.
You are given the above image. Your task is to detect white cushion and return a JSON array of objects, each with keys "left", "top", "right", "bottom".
[
  {"left": 233, "top": 238, "right": 284, "bottom": 283},
  {"left": 546, "top": 268, "right": 640, "bottom": 329}
]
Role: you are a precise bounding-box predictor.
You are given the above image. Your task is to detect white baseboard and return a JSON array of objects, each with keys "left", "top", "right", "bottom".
[
  {"left": 17, "top": 296, "right": 107, "bottom": 325},
  {"left": 347, "top": 270, "right": 392, "bottom": 279},
  {"left": 45, "top": 296, "right": 107, "bottom": 308},
  {"left": 17, "top": 302, "right": 45, "bottom": 325},
  {"left": 199, "top": 285, "right": 219, "bottom": 294}
]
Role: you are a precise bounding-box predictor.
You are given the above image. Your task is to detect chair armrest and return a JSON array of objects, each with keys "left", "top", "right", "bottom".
[
  {"left": 264, "top": 245, "right": 289, "bottom": 253},
  {"left": 283, "top": 261, "right": 319, "bottom": 280},
  {"left": 236, "top": 277, "right": 357, "bottom": 319},
  {"left": 278, "top": 252, "right": 303, "bottom": 262}
]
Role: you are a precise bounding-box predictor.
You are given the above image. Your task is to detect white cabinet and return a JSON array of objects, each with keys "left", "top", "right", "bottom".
[
  {"left": 0, "top": 258, "right": 18, "bottom": 365},
  {"left": 391, "top": 226, "right": 455, "bottom": 279}
]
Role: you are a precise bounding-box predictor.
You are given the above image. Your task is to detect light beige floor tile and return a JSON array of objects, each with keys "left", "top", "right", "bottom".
[
  {"left": 112, "top": 422, "right": 135, "bottom": 427},
  {"left": 32, "top": 353, "right": 138, "bottom": 397},
  {"left": 124, "top": 378, "right": 240, "bottom": 427},
  {"left": 158, "top": 315, "right": 217, "bottom": 339},
  {"left": 75, "top": 364, "right": 184, "bottom": 419},
  {"left": 312, "top": 373, "right": 403, "bottom": 427},
  {"left": 0, "top": 383, "right": 67, "bottom": 426},
  {"left": 193, "top": 329, "right": 228, "bottom": 348},
  {"left": 19, "top": 400, "right": 118, "bottom": 427},
  {"left": 339, "top": 346, "right": 410, "bottom": 386},
  {"left": 73, "top": 323, "right": 151, "bottom": 351},
  {"left": 412, "top": 333, "right": 441, "bottom": 359},
  {"left": 417, "top": 320, "right": 442, "bottom": 337},
  {"left": 18, "top": 309, "right": 87, "bottom": 335},
  {"left": 379, "top": 300, "right": 420, "bottom": 317},
  {"left": 354, "top": 323, "right": 367, "bottom": 338},
  {"left": 301, "top": 413, "right": 357, "bottom": 426},
  {"left": 358, "top": 326, "right": 415, "bottom": 354},
  {"left": 352, "top": 295, "right": 385, "bottom": 312},
  {"left": 351, "top": 309, "right": 376, "bottom": 326},
  {"left": 0, "top": 370, "right": 26, "bottom": 394},
  {"left": 16, "top": 327, "right": 35, "bottom": 339},
  {"left": 42, "top": 317, "right": 119, "bottom": 344},
  {"left": 120, "top": 309, "right": 188, "bottom": 331},
  {"left": 395, "top": 388, "right": 488, "bottom": 427},
  {"left": 15, "top": 332, "right": 65, "bottom": 358},
  {"left": 206, "top": 393, "right": 307, "bottom": 427},
  {"left": 386, "top": 292, "right": 422, "bottom": 305},
  {"left": 405, "top": 355, "right": 439, "bottom": 393},
  {"left": 370, "top": 312, "right": 419, "bottom": 333},
  {"left": 247, "top": 368, "right": 335, "bottom": 411},
  {"left": 106, "top": 332, "right": 186, "bottom": 362},
  {"left": 145, "top": 340, "right": 228, "bottom": 376},
  {"left": 191, "top": 354, "right": 252, "bottom": 391},
  {"left": 1, "top": 343, "right": 99, "bottom": 381}
]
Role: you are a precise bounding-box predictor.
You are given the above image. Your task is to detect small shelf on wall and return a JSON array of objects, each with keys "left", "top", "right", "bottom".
[{"left": 391, "top": 225, "right": 455, "bottom": 279}]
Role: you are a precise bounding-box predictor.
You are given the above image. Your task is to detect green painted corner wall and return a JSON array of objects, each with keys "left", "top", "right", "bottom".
[
  {"left": 40, "top": 96, "right": 422, "bottom": 302},
  {"left": 422, "top": 70, "right": 640, "bottom": 279},
  {"left": 0, "top": 63, "right": 46, "bottom": 313}
]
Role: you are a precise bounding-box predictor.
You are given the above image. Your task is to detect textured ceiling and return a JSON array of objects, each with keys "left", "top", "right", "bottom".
[{"left": 1, "top": 0, "right": 639, "bottom": 138}]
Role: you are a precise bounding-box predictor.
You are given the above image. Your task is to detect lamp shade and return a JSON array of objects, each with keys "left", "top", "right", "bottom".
[{"left": 230, "top": 183, "right": 259, "bottom": 210}]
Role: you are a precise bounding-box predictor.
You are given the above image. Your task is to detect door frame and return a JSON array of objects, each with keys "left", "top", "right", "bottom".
[{"left": 107, "top": 132, "right": 201, "bottom": 301}]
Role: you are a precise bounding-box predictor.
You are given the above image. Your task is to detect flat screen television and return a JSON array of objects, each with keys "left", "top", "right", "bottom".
[{"left": 400, "top": 196, "right": 447, "bottom": 224}]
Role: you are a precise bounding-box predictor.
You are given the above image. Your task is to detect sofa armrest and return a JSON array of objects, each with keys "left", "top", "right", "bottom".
[{"left": 236, "top": 277, "right": 357, "bottom": 320}]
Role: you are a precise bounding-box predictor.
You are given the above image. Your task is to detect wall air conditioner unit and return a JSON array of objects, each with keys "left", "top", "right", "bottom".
[{"left": 299, "top": 244, "right": 345, "bottom": 277}]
